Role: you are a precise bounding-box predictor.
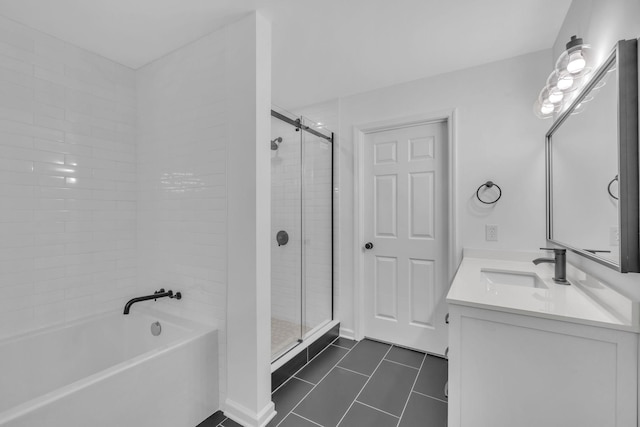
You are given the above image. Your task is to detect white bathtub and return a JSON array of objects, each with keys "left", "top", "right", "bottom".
[{"left": 0, "top": 308, "right": 218, "bottom": 427}]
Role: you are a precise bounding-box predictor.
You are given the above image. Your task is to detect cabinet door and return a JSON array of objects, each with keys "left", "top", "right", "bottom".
[{"left": 448, "top": 305, "right": 637, "bottom": 427}]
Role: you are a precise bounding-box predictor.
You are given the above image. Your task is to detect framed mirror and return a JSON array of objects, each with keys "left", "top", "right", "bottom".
[{"left": 546, "top": 39, "right": 639, "bottom": 272}]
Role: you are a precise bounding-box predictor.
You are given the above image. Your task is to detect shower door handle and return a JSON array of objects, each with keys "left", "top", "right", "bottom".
[{"left": 364, "top": 242, "right": 374, "bottom": 250}]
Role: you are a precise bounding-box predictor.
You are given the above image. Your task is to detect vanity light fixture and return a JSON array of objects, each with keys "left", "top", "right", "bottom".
[
  {"left": 567, "top": 51, "right": 586, "bottom": 73},
  {"left": 534, "top": 35, "right": 592, "bottom": 119},
  {"left": 548, "top": 89, "right": 564, "bottom": 104},
  {"left": 540, "top": 102, "right": 554, "bottom": 115},
  {"left": 565, "top": 36, "right": 587, "bottom": 73},
  {"left": 556, "top": 71, "right": 574, "bottom": 90}
]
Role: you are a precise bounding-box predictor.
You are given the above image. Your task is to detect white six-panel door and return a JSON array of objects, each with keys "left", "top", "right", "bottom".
[{"left": 362, "top": 121, "right": 449, "bottom": 355}]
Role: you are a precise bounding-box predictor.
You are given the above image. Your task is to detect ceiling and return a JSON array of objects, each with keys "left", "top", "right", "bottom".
[{"left": 0, "top": 0, "right": 572, "bottom": 108}]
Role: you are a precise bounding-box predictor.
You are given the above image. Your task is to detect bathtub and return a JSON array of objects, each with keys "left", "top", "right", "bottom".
[{"left": 0, "top": 308, "right": 218, "bottom": 427}]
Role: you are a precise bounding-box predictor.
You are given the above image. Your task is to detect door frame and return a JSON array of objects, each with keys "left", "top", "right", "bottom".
[{"left": 352, "top": 109, "right": 460, "bottom": 343}]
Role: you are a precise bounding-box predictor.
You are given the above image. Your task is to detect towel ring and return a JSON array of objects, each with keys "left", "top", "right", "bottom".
[
  {"left": 607, "top": 175, "right": 618, "bottom": 200},
  {"left": 476, "top": 181, "right": 502, "bottom": 205}
]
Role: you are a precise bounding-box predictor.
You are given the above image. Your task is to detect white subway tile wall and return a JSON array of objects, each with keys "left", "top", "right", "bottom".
[
  {"left": 271, "top": 118, "right": 302, "bottom": 327},
  {"left": 0, "top": 14, "right": 335, "bottom": 394},
  {"left": 302, "top": 131, "right": 332, "bottom": 329},
  {"left": 136, "top": 28, "right": 230, "bottom": 396},
  {"left": 136, "top": 30, "right": 226, "bottom": 328},
  {"left": 270, "top": 117, "right": 332, "bottom": 340},
  {"left": 295, "top": 100, "right": 340, "bottom": 325},
  {"left": 0, "top": 16, "right": 137, "bottom": 338}
]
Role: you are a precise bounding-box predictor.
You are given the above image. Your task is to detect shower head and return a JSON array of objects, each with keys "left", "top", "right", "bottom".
[{"left": 271, "top": 137, "right": 283, "bottom": 150}]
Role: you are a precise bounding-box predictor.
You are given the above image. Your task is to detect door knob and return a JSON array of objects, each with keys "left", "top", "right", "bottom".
[{"left": 364, "top": 242, "right": 374, "bottom": 250}]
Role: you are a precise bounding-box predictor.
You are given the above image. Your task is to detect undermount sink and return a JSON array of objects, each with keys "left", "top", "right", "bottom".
[{"left": 481, "top": 269, "right": 547, "bottom": 289}]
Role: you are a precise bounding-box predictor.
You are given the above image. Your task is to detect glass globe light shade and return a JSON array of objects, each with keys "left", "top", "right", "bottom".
[
  {"left": 548, "top": 89, "right": 563, "bottom": 104},
  {"left": 533, "top": 98, "right": 555, "bottom": 119},
  {"left": 556, "top": 72, "right": 574, "bottom": 90},
  {"left": 567, "top": 51, "right": 586, "bottom": 74},
  {"left": 540, "top": 102, "right": 554, "bottom": 115}
]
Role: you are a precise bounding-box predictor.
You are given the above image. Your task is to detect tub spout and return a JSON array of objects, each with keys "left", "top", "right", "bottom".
[{"left": 123, "top": 289, "right": 182, "bottom": 314}]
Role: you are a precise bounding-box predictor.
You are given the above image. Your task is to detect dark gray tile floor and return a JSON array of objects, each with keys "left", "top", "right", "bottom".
[
  {"left": 268, "top": 337, "right": 447, "bottom": 427},
  {"left": 197, "top": 338, "right": 448, "bottom": 427},
  {"left": 197, "top": 410, "right": 233, "bottom": 427}
]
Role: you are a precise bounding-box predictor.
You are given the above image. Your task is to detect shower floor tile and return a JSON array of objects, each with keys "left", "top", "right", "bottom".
[{"left": 271, "top": 317, "right": 309, "bottom": 358}]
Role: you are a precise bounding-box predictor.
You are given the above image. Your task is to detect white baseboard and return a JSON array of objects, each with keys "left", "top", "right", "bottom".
[
  {"left": 340, "top": 327, "right": 355, "bottom": 340},
  {"left": 224, "top": 398, "right": 276, "bottom": 427}
]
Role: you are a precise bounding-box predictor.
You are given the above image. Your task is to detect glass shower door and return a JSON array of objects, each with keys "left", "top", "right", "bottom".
[
  {"left": 270, "top": 116, "right": 303, "bottom": 359},
  {"left": 270, "top": 109, "right": 333, "bottom": 361},
  {"left": 301, "top": 117, "right": 333, "bottom": 338}
]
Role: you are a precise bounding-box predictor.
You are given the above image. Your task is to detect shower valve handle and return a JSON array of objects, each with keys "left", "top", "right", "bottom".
[{"left": 364, "top": 242, "right": 374, "bottom": 250}]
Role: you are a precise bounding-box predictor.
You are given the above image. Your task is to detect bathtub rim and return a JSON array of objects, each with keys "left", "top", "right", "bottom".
[
  {"left": 0, "top": 306, "right": 215, "bottom": 347},
  {"left": 0, "top": 307, "right": 218, "bottom": 425}
]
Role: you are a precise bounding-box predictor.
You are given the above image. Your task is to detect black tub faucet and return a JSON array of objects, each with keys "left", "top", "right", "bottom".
[
  {"left": 533, "top": 248, "right": 569, "bottom": 284},
  {"left": 123, "top": 288, "right": 182, "bottom": 314}
]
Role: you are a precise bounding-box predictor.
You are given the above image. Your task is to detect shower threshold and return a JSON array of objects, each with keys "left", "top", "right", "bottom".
[
  {"left": 270, "top": 320, "right": 339, "bottom": 391},
  {"left": 271, "top": 319, "right": 338, "bottom": 370}
]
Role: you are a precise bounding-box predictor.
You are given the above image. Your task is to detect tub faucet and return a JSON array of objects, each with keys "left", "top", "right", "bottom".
[
  {"left": 123, "top": 289, "right": 182, "bottom": 314},
  {"left": 533, "top": 248, "right": 569, "bottom": 285}
]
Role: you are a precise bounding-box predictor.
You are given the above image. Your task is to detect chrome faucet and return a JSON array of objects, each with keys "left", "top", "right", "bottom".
[{"left": 533, "top": 248, "right": 569, "bottom": 284}]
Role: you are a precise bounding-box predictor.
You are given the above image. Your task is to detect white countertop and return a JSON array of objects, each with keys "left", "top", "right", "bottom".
[{"left": 447, "top": 249, "right": 640, "bottom": 332}]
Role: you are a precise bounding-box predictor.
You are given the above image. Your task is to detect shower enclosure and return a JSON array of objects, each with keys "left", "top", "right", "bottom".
[{"left": 270, "top": 108, "right": 333, "bottom": 361}]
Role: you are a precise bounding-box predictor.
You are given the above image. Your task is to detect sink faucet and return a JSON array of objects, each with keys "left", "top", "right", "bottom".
[
  {"left": 533, "top": 248, "right": 569, "bottom": 284},
  {"left": 123, "top": 288, "right": 182, "bottom": 314}
]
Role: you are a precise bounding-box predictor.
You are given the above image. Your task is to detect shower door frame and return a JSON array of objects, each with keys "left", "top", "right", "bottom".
[{"left": 270, "top": 109, "right": 334, "bottom": 363}]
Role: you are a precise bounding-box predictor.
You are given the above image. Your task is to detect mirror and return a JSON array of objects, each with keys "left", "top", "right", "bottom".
[{"left": 546, "top": 39, "right": 639, "bottom": 272}]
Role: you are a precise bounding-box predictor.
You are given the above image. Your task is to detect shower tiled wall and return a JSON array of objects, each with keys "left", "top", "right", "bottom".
[
  {"left": 302, "top": 134, "right": 333, "bottom": 329},
  {"left": 296, "top": 100, "right": 340, "bottom": 330},
  {"left": 271, "top": 118, "right": 333, "bottom": 332},
  {"left": 136, "top": 33, "right": 226, "bottom": 329},
  {"left": 0, "top": 16, "right": 137, "bottom": 339},
  {"left": 0, "top": 12, "right": 266, "bottom": 408},
  {"left": 136, "top": 24, "right": 235, "bottom": 406},
  {"left": 271, "top": 119, "right": 302, "bottom": 326}
]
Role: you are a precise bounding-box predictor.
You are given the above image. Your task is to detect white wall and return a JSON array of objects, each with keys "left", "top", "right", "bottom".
[
  {"left": 0, "top": 16, "right": 137, "bottom": 339},
  {"left": 137, "top": 12, "right": 273, "bottom": 425},
  {"left": 293, "top": 0, "right": 640, "bottom": 342},
  {"left": 225, "top": 12, "right": 275, "bottom": 427},
  {"left": 297, "top": 51, "right": 552, "bottom": 337}
]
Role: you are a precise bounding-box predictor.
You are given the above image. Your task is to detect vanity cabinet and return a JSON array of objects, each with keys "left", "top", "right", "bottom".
[{"left": 447, "top": 304, "right": 638, "bottom": 427}]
